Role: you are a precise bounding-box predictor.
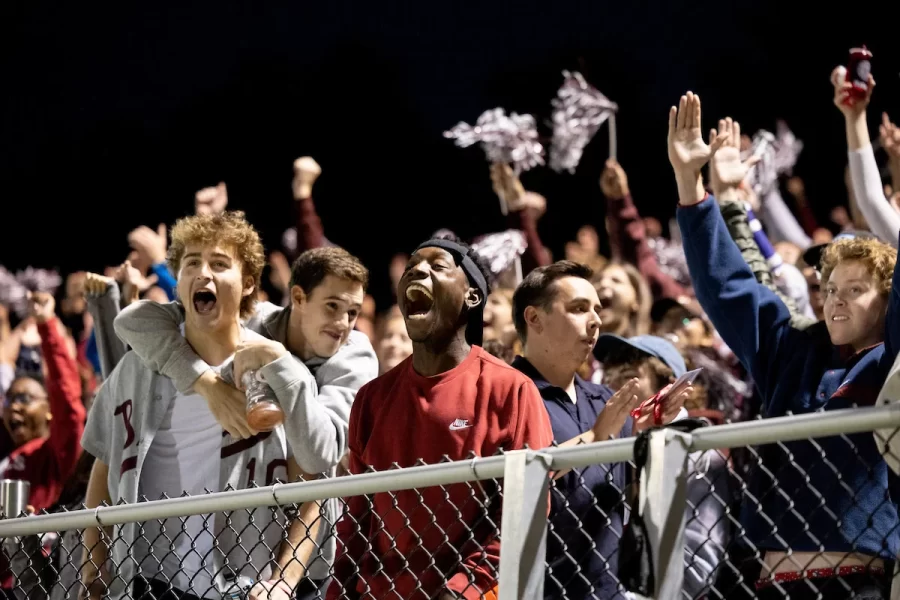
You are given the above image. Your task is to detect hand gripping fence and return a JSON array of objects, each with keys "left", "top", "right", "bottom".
[{"left": 0, "top": 405, "right": 899, "bottom": 600}]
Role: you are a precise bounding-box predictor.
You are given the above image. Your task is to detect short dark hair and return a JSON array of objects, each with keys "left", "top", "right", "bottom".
[
  {"left": 289, "top": 247, "right": 369, "bottom": 295},
  {"left": 512, "top": 260, "right": 593, "bottom": 342}
]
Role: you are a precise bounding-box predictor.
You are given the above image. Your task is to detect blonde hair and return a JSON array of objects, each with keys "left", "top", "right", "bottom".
[
  {"left": 820, "top": 238, "right": 896, "bottom": 297},
  {"left": 167, "top": 210, "right": 265, "bottom": 318}
]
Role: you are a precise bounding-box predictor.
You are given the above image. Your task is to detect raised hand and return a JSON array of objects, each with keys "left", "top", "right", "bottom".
[
  {"left": 115, "top": 260, "right": 157, "bottom": 305},
  {"left": 709, "top": 118, "right": 761, "bottom": 194},
  {"left": 489, "top": 163, "right": 526, "bottom": 212},
  {"left": 84, "top": 273, "right": 115, "bottom": 297},
  {"left": 880, "top": 113, "right": 900, "bottom": 160},
  {"left": 128, "top": 224, "right": 167, "bottom": 266},
  {"left": 667, "top": 92, "right": 727, "bottom": 176},
  {"left": 599, "top": 159, "right": 630, "bottom": 199},
  {"left": 195, "top": 182, "right": 228, "bottom": 215},
  {"left": 292, "top": 157, "right": 322, "bottom": 200},
  {"left": 832, "top": 66, "right": 875, "bottom": 119},
  {"left": 27, "top": 292, "right": 55, "bottom": 325}
]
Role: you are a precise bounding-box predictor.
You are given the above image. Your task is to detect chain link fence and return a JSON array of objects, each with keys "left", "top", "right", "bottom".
[{"left": 0, "top": 405, "right": 898, "bottom": 600}]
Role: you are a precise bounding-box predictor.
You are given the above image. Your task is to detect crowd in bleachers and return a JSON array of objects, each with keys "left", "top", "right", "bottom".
[{"left": 2, "top": 59, "right": 900, "bottom": 600}]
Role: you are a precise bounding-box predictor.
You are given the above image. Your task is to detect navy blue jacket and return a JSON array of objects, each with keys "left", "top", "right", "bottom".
[
  {"left": 512, "top": 357, "right": 632, "bottom": 600},
  {"left": 678, "top": 196, "right": 900, "bottom": 558}
]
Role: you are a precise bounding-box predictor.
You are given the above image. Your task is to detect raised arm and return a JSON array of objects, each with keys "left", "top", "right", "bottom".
[
  {"left": 717, "top": 198, "right": 815, "bottom": 329},
  {"left": 758, "top": 187, "right": 812, "bottom": 248},
  {"left": 832, "top": 67, "right": 900, "bottom": 245},
  {"left": 292, "top": 157, "right": 326, "bottom": 253},
  {"left": 30, "top": 294, "right": 85, "bottom": 481},
  {"left": 490, "top": 163, "right": 551, "bottom": 275},
  {"left": 84, "top": 274, "right": 128, "bottom": 379},
  {"left": 668, "top": 94, "right": 797, "bottom": 410},
  {"left": 601, "top": 159, "right": 688, "bottom": 299},
  {"left": 882, "top": 230, "right": 900, "bottom": 364}
]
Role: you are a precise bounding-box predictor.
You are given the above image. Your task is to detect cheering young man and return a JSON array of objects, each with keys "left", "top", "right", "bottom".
[
  {"left": 329, "top": 237, "right": 553, "bottom": 600},
  {"left": 81, "top": 212, "right": 321, "bottom": 600}
]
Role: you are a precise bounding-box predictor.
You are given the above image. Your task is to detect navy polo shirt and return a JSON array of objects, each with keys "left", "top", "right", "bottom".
[{"left": 512, "top": 356, "right": 632, "bottom": 600}]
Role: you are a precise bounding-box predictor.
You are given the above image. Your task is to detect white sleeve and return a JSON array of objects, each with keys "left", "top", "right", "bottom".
[
  {"left": 848, "top": 145, "right": 900, "bottom": 246},
  {"left": 759, "top": 188, "right": 811, "bottom": 248}
]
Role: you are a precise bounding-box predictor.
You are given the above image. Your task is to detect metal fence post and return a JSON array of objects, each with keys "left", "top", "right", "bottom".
[
  {"left": 638, "top": 428, "right": 692, "bottom": 599},
  {"left": 497, "top": 449, "right": 553, "bottom": 600}
]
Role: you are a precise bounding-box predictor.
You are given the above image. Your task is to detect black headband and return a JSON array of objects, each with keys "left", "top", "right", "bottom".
[{"left": 415, "top": 238, "right": 489, "bottom": 301}]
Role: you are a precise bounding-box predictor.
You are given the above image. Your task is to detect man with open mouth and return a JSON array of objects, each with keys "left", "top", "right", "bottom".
[
  {"left": 112, "top": 245, "right": 377, "bottom": 597},
  {"left": 329, "top": 235, "right": 553, "bottom": 600},
  {"left": 81, "top": 211, "right": 322, "bottom": 600}
]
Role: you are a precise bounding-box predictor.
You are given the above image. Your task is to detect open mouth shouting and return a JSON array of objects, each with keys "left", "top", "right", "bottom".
[
  {"left": 404, "top": 282, "right": 434, "bottom": 319},
  {"left": 193, "top": 288, "right": 218, "bottom": 315},
  {"left": 8, "top": 415, "right": 24, "bottom": 434}
]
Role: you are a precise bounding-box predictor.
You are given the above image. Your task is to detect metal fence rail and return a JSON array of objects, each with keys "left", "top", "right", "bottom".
[{"left": 0, "top": 405, "right": 898, "bottom": 600}]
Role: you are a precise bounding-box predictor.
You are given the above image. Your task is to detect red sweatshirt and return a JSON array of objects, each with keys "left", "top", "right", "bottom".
[
  {"left": 1, "top": 318, "right": 85, "bottom": 512},
  {"left": 327, "top": 346, "right": 553, "bottom": 600},
  {"left": 506, "top": 208, "right": 550, "bottom": 277},
  {"left": 295, "top": 196, "right": 325, "bottom": 255},
  {"left": 605, "top": 192, "right": 687, "bottom": 300}
]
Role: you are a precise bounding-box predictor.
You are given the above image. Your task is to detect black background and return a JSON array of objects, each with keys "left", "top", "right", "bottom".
[{"left": 2, "top": 1, "right": 899, "bottom": 305}]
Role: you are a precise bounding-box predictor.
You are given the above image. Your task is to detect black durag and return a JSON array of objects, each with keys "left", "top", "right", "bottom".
[{"left": 415, "top": 238, "right": 489, "bottom": 346}]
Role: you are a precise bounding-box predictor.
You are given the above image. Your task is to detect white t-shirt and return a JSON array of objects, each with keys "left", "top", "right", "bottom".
[{"left": 135, "top": 384, "right": 222, "bottom": 597}]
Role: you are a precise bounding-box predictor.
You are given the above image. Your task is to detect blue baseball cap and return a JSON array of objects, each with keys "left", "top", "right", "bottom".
[{"left": 593, "top": 334, "right": 687, "bottom": 377}]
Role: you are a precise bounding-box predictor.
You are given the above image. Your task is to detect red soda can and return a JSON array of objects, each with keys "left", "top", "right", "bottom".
[{"left": 845, "top": 46, "right": 873, "bottom": 101}]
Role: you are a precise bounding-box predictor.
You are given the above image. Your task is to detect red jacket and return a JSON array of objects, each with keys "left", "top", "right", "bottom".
[
  {"left": 328, "top": 346, "right": 553, "bottom": 600},
  {"left": 2, "top": 318, "right": 85, "bottom": 512}
]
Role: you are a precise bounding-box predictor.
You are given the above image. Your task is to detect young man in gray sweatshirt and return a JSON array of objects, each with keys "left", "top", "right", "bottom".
[
  {"left": 82, "top": 211, "right": 322, "bottom": 600},
  {"left": 112, "top": 245, "right": 378, "bottom": 597}
]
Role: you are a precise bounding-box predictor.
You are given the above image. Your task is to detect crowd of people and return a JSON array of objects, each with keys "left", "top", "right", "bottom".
[{"left": 1, "top": 60, "right": 900, "bottom": 600}]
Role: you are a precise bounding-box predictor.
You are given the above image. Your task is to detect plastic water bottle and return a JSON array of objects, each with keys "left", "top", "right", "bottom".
[
  {"left": 221, "top": 574, "right": 255, "bottom": 599},
  {"left": 242, "top": 369, "right": 285, "bottom": 432}
]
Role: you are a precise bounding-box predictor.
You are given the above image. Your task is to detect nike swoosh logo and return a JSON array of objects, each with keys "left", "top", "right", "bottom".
[{"left": 449, "top": 423, "right": 472, "bottom": 431}]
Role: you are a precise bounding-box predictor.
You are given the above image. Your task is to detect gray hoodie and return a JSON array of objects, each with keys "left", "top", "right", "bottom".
[
  {"left": 113, "top": 300, "right": 379, "bottom": 475},
  {"left": 83, "top": 327, "right": 320, "bottom": 598},
  {"left": 112, "top": 299, "right": 378, "bottom": 583}
]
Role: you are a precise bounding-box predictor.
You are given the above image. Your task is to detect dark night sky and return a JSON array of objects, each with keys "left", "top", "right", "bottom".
[{"left": 2, "top": 2, "right": 899, "bottom": 305}]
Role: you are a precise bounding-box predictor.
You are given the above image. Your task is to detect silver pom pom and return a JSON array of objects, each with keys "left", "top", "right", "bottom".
[
  {"left": 743, "top": 122, "right": 804, "bottom": 196},
  {"left": 773, "top": 120, "right": 803, "bottom": 176},
  {"left": 743, "top": 130, "right": 778, "bottom": 196},
  {"left": 549, "top": 71, "right": 618, "bottom": 173},
  {"left": 444, "top": 108, "right": 545, "bottom": 174},
  {"left": 17, "top": 267, "right": 62, "bottom": 294},
  {"left": 471, "top": 230, "right": 527, "bottom": 277},
  {"left": 647, "top": 237, "right": 691, "bottom": 288},
  {"left": 0, "top": 267, "right": 61, "bottom": 319},
  {"left": 0, "top": 267, "right": 28, "bottom": 318}
]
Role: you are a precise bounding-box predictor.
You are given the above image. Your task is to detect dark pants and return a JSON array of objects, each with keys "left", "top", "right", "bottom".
[
  {"left": 295, "top": 578, "right": 329, "bottom": 600},
  {"left": 756, "top": 573, "right": 889, "bottom": 600},
  {"left": 132, "top": 577, "right": 203, "bottom": 600},
  {"left": 132, "top": 576, "right": 330, "bottom": 600}
]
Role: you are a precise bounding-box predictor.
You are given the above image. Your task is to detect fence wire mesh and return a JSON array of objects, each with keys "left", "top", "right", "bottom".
[{"left": 1, "top": 420, "right": 899, "bottom": 600}]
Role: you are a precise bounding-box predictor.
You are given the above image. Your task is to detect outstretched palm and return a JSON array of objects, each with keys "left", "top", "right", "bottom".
[
  {"left": 667, "top": 92, "right": 724, "bottom": 174},
  {"left": 709, "top": 117, "right": 759, "bottom": 192}
]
